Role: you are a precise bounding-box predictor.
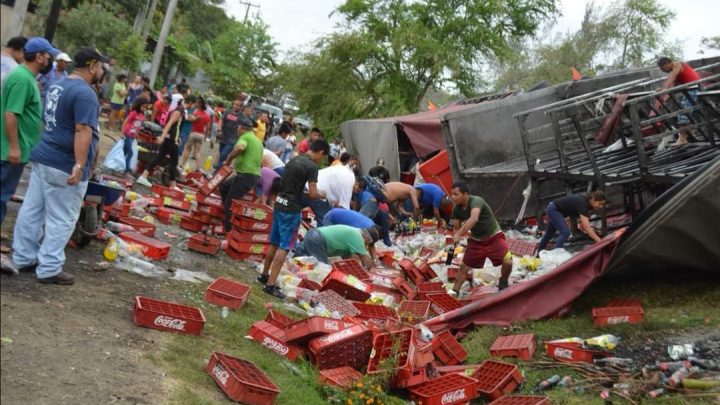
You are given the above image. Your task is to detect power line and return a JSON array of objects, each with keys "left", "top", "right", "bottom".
[{"left": 237, "top": 1, "right": 259, "bottom": 23}]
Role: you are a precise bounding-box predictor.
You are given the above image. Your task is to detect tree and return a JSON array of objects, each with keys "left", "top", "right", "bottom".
[{"left": 700, "top": 36, "right": 720, "bottom": 52}]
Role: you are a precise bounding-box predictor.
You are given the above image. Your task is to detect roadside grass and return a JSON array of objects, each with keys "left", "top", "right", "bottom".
[{"left": 153, "top": 262, "right": 720, "bottom": 405}]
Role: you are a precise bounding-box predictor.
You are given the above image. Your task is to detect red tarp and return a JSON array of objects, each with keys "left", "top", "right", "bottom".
[{"left": 422, "top": 228, "right": 626, "bottom": 331}]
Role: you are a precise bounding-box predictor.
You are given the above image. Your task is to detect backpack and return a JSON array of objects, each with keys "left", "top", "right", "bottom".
[{"left": 362, "top": 175, "right": 388, "bottom": 203}]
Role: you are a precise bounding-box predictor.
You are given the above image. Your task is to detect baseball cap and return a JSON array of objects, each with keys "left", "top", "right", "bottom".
[
  {"left": 56, "top": 52, "right": 72, "bottom": 62},
  {"left": 24, "top": 37, "right": 60, "bottom": 58},
  {"left": 74, "top": 47, "right": 109, "bottom": 68}
]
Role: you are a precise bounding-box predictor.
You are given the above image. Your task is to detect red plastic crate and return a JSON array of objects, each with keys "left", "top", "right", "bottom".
[
  {"left": 205, "top": 277, "right": 250, "bottom": 309},
  {"left": 379, "top": 251, "right": 396, "bottom": 267},
  {"left": 132, "top": 296, "right": 205, "bottom": 335},
  {"left": 367, "top": 328, "right": 415, "bottom": 375},
  {"left": 321, "top": 270, "right": 372, "bottom": 302},
  {"left": 487, "top": 396, "right": 550, "bottom": 405},
  {"left": 231, "top": 200, "right": 273, "bottom": 223},
  {"left": 417, "top": 149, "right": 453, "bottom": 195},
  {"left": 308, "top": 324, "right": 373, "bottom": 371},
  {"left": 368, "top": 271, "right": 395, "bottom": 288},
  {"left": 207, "top": 351, "right": 280, "bottom": 405},
  {"left": 229, "top": 230, "right": 271, "bottom": 244},
  {"left": 225, "top": 245, "right": 266, "bottom": 262},
  {"left": 402, "top": 262, "right": 426, "bottom": 285},
  {"left": 118, "top": 231, "right": 170, "bottom": 260},
  {"left": 396, "top": 364, "right": 430, "bottom": 388},
  {"left": 417, "top": 281, "right": 445, "bottom": 299},
  {"left": 227, "top": 238, "right": 270, "bottom": 255},
  {"left": 318, "top": 366, "right": 364, "bottom": 388},
  {"left": 427, "top": 293, "right": 464, "bottom": 315},
  {"left": 472, "top": 360, "right": 524, "bottom": 400},
  {"left": 179, "top": 215, "right": 205, "bottom": 232},
  {"left": 152, "top": 206, "right": 183, "bottom": 224},
  {"left": 196, "top": 201, "right": 224, "bottom": 218},
  {"left": 392, "top": 276, "right": 417, "bottom": 300},
  {"left": 310, "top": 290, "right": 361, "bottom": 317},
  {"left": 369, "top": 284, "right": 403, "bottom": 304},
  {"left": 415, "top": 339, "right": 435, "bottom": 367},
  {"left": 284, "top": 317, "right": 355, "bottom": 344},
  {"left": 506, "top": 238, "right": 538, "bottom": 257},
  {"left": 118, "top": 216, "right": 156, "bottom": 237},
  {"left": 163, "top": 197, "right": 191, "bottom": 211},
  {"left": 545, "top": 341, "right": 610, "bottom": 363},
  {"left": 232, "top": 216, "right": 272, "bottom": 233},
  {"left": 265, "top": 310, "right": 295, "bottom": 329},
  {"left": 432, "top": 330, "right": 468, "bottom": 366},
  {"left": 352, "top": 302, "right": 399, "bottom": 326},
  {"left": 408, "top": 372, "right": 478, "bottom": 405},
  {"left": 298, "top": 278, "right": 322, "bottom": 291},
  {"left": 446, "top": 266, "right": 472, "bottom": 282},
  {"left": 187, "top": 211, "right": 221, "bottom": 225},
  {"left": 592, "top": 298, "right": 644, "bottom": 326},
  {"left": 490, "top": 334, "right": 537, "bottom": 361},
  {"left": 398, "top": 258, "right": 415, "bottom": 272},
  {"left": 188, "top": 234, "right": 222, "bottom": 255},
  {"left": 417, "top": 262, "right": 438, "bottom": 280},
  {"left": 331, "top": 259, "right": 370, "bottom": 281},
  {"left": 200, "top": 164, "right": 233, "bottom": 196},
  {"left": 248, "top": 321, "right": 301, "bottom": 360},
  {"left": 399, "top": 300, "right": 432, "bottom": 322},
  {"left": 151, "top": 183, "right": 185, "bottom": 200}
]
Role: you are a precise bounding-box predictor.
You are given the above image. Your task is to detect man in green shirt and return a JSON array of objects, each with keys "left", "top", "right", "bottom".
[
  {"left": 1, "top": 37, "right": 58, "bottom": 256},
  {"left": 220, "top": 116, "right": 263, "bottom": 231},
  {"left": 297, "top": 224, "right": 380, "bottom": 268},
  {"left": 450, "top": 181, "right": 512, "bottom": 294}
]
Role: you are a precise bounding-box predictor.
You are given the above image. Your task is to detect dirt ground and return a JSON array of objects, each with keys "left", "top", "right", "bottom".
[{"left": 1, "top": 128, "right": 232, "bottom": 404}]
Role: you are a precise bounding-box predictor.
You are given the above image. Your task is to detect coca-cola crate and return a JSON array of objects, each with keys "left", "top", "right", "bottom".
[
  {"left": 179, "top": 215, "right": 205, "bottom": 232},
  {"left": 331, "top": 259, "right": 370, "bottom": 281},
  {"left": 506, "top": 238, "right": 538, "bottom": 257},
  {"left": 472, "top": 360, "right": 524, "bottom": 400},
  {"left": 417, "top": 262, "right": 438, "bottom": 280},
  {"left": 187, "top": 211, "right": 221, "bottom": 225},
  {"left": 352, "top": 302, "right": 399, "bottom": 326},
  {"left": 392, "top": 276, "right": 417, "bottom": 300},
  {"left": 298, "top": 278, "right": 322, "bottom": 291},
  {"left": 399, "top": 300, "right": 432, "bottom": 322},
  {"left": 321, "top": 270, "right": 372, "bottom": 302},
  {"left": 162, "top": 197, "right": 191, "bottom": 211},
  {"left": 402, "top": 262, "right": 427, "bottom": 285},
  {"left": 151, "top": 183, "right": 185, "bottom": 200},
  {"left": 225, "top": 244, "right": 266, "bottom": 262},
  {"left": 436, "top": 364, "right": 482, "bottom": 375},
  {"left": 415, "top": 339, "right": 435, "bottom": 367},
  {"left": 207, "top": 352, "right": 280, "bottom": 405},
  {"left": 427, "top": 293, "right": 464, "bottom": 315},
  {"left": 248, "top": 321, "right": 301, "bottom": 360},
  {"left": 118, "top": 231, "right": 170, "bottom": 260},
  {"left": 229, "top": 229, "right": 271, "bottom": 244},
  {"left": 545, "top": 341, "right": 610, "bottom": 363},
  {"left": 318, "top": 366, "right": 364, "bottom": 388},
  {"left": 232, "top": 216, "right": 272, "bottom": 233},
  {"left": 182, "top": 170, "right": 206, "bottom": 185},
  {"left": 205, "top": 277, "right": 250, "bottom": 309},
  {"left": 592, "top": 298, "right": 644, "bottom": 326},
  {"left": 368, "top": 271, "right": 395, "bottom": 288},
  {"left": 264, "top": 309, "right": 295, "bottom": 329},
  {"left": 395, "top": 364, "right": 430, "bottom": 388},
  {"left": 408, "top": 372, "right": 479, "bottom": 405},
  {"left": 200, "top": 164, "right": 233, "bottom": 196},
  {"left": 490, "top": 334, "right": 536, "bottom": 361},
  {"left": 308, "top": 324, "right": 373, "bottom": 371},
  {"left": 197, "top": 193, "right": 223, "bottom": 206},
  {"left": 487, "top": 395, "right": 550, "bottom": 405},
  {"left": 231, "top": 200, "right": 273, "bottom": 223},
  {"left": 398, "top": 258, "right": 415, "bottom": 272},
  {"left": 379, "top": 250, "right": 396, "bottom": 267},
  {"left": 118, "top": 216, "right": 156, "bottom": 237},
  {"left": 285, "top": 316, "right": 355, "bottom": 344},
  {"left": 446, "top": 266, "right": 472, "bottom": 282},
  {"left": 227, "top": 237, "right": 270, "bottom": 256},
  {"left": 132, "top": 296, "right": 205, "bottom": 335},
  {"left": 369, "top": 284, "right": 403, "bottom": 304},
  {"left": 367, "top": 328, "right": 415, "bottom": 375},
  {"left": 432, "top": 330, "right": 468, "bottom": 366},
  {"left": 152, "top": 206, "right": 183, "bottom": 224},
  {"left": 417, "top": 281, "right": 445, "bottom": 299},
  {"left": 188, "top": 234, "right": 222, "bottom": 255},
  {"left": 310, "top": 290, "right": 361, "bottom": 317},
  {"left": 103, "top": 201, "right": 131, "bottom": 220},
  {"left": 196, "top": 201, "right": 224, "bottom": 219}
]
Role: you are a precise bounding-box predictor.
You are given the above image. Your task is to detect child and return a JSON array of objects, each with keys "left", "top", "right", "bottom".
[{"left": 121, "top": 97, "right": 149, "bottom": 179}]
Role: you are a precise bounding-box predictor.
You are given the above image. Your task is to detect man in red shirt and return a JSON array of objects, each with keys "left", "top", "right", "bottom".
[
  {"left": 297, "top": 127, "right": 323, "bottom": 153},
  {"left": 657, "top": 57, "right": 701, "bottom": 145}
]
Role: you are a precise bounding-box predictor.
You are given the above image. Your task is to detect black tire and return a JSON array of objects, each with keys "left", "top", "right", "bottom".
[{"left": 72, "top": 205, "right": 97, "bottom": 248}]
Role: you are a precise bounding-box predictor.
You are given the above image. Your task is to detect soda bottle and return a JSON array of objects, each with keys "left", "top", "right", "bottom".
[
  {"left": 203, "top": 155, "right": 213, "bottom": 171},
  {"left": 220, "top": 307, "right": 230, "bottom": 319},
  {"left": 558, "top": 376, "right": 573, "bottom": 388},
  {"left": 445, "top": 244, "right": 456, "bottom": 265},
  {"left": 125, "top": 191, "right": 138, "bottom": 201},
  {"left": 688, "top": 357, "right": 718, "bottom": 370},
  {"left": 103, "top": 238, "right": 120, "bottom": 261},
  {"left": 647, "top": 388, "right": 665, "bottom": 398},
  {"left": 105, "top": 221, "right": 136, "bottom": 233},
  {"left": 530, "top": 375, "right": 561, "bottom": 393}
]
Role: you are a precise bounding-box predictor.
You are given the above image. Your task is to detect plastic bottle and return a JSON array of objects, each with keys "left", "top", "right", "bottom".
[
  {"left": 558, "top": 376, "right": 573, "bottom": 388},
  {"left": 115, "top": 255, "right": 164, "bottom": 277},
  {"left": 647, "top": 388, "right": 665, "bottom": 398},
  {"left": 142, "top": 215, "right": 155, "bottom": 224},
  {"left": 95, "top": 261, "right": 111, "bottom": 271},
  {"left": 220, "top": 307, "right": 230, "bottom": 319},
  {"left": 125, "top": 191, "right": 138, "bottom": 201},
  {"left": 688, "top": 357, "right": 719, "bottom": 370},
  {"left": 655, "top": 360, "right": 691, "bottom": 372},
  {"left": 669, "top": 367, "right": 700, "bottom": 386},
  {"left": 106, "top": 221, "right": 137, "bottom": 233},
  {"left": 171, "top": 213, "right": 182, "bottom": 226},
  {"left": 594, "top": 358, "right": 633, "bottom": 367},
  {"left": 203, "top": 156, "right": 213, "bottom": 171},
  {"left": 131, "top": 197, "right": 152, "bottom": 210},
  {"left": 530, "top": 375, "right": 561, "bottom": 393},
  {"left": 104, "top": 238, "right": 120, "bottom": 261}
]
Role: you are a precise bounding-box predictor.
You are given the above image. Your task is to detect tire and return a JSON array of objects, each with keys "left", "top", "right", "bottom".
[{"left": 72, "top": 205, "right": 97, "bottom": 248}]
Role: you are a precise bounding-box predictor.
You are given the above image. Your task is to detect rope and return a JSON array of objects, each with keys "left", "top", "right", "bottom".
[{"left": 493, "top": 174, "right": 526, "bottom": 215}]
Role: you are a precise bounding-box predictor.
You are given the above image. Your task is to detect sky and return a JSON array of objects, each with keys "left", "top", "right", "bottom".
[{"left": 224, "top": 0, "right": 719, "bottom": 61}]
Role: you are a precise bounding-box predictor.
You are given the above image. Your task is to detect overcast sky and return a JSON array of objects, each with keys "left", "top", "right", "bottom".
[{"left": 224, "top": 0, "right": 719, "bottom": 61}]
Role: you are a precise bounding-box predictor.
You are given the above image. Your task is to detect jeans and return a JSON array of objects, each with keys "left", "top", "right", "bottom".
[
  {"left": 146, "top": 137, "right": 179, "bottom": 182},
  {"left": 282, "top": 147, "right": 293, "bottom": 163},
  {"left": 215, "top": 142, "right": 234, "bottom": 170},
  {"left": 359, "top": 199, "right": 379, "bottom": 218},
  {"left": 220, "top": 173, "right": 259, "bottom": 230},
  {"left": 273, "top": 166, "right": 285, "bottom": 177},
  {"left": 301, "top": 196, "right": 331, "bottom": 227},
  {"left": 295, "top": 229, "right": 328, "bottom": 263},
  {"left": 538, "top": 202, "right": 570, "bottom": 251},
  {"left": 1, "top": 161, "right": 26, "bottom": 224},
  {"left": 12, "top": 163, "right": 88, "bottom": 278},
  {"left": 123, "top": 136, "right": 134, "bottom": 174},
  {"left": 374, "top": 210, "right": 392, "bottom": 247}
]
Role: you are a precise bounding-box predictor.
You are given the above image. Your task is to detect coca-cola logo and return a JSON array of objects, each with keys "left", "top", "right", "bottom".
[
  {"left": 154, "top": 315, "right": 186, "bottom": 331},
  {"left": 323, "top": 327, "right": 355, "bottom": 343},
  {"left": 323, "top": 320, "right": 340, "bottom": 331},
  {"left": 553, "top": 347, "right": 574, "bottom": 360},
  {"left": 212, "top": 363, "right": 229, "bottom": 386},
  {"left": 441, "top": 388, "right": 466, "bottom": 404},
  {"left": 607, "top": 316, "right": 630, "bottom": 324},
  {"left": 262, "top": 336, "right": 289, "bottom": 355},
  {"left": 252, "top": 234, "right": 268, "bottom": 242}
]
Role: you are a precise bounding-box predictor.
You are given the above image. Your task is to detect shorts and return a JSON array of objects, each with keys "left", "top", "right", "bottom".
[
  {"left": 186, "top": 132, "right": 205, "bottom": 149},
  {"left": 677, "top": 90, "right": 698, "bottom": 126},
  {"left": 111, "top": 102, "right": 124, "bottom": 111},
  {"left": 269, "top": 209, "right": 301, "bottom": 251},
  {"left": 462, "top": 232, "right": 510, "bottom": 268}
]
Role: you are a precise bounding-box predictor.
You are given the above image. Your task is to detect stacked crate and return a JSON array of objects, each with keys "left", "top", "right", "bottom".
[{"left": 226, "top": 200, "right": 273, "bottom": 262}]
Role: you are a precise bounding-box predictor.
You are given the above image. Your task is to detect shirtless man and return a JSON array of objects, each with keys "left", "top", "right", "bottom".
[{"left": 384, "top": 181, "right": 419, "bottom": 218}]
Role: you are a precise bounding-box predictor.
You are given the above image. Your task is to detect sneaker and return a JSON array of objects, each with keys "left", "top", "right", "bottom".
[
  {"left": 257, "top": 274, "right": 269, "bottom": 285},
  {"left": 135, "top": 176, "right": 152, "bottom": 187},
  {"left": 497, "top": 279, "right": 509, "bottom": 291},
  {"left": 262, "top": 285, "right": 285, "bottom": 300},
  {"left": 38, "top": 271, "right": 75, "bottom": 285}
]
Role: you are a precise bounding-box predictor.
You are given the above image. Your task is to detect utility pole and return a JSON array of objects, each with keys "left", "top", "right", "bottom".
[
  {"left": 237, "top": 1, "right": 259, "bottom": 23},
  {"left": 43, "top": 0, "right": 63, "bottom": 42},
  {"left": 142, "top": 0, "right": 161, "bottom": 39},
  {"left": 148, "top": 0, "right": 178, "bottom": 88}
]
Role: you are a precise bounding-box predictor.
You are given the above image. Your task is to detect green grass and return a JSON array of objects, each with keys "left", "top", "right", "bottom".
[{"left": 153, "top": 264, "right": 720, "bottom": 404}]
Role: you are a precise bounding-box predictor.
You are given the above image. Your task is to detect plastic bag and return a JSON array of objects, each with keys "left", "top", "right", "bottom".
[{"left": 102, "top": 138, "right": 138, "bottom": 172}]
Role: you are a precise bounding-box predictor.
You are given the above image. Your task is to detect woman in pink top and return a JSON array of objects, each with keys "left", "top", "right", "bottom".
[
  {"left": 121, "top": 97, "right": 149, "bottom": 178},
  {"left": 180, "top": 96, "right": 210, "bottom": 171}
]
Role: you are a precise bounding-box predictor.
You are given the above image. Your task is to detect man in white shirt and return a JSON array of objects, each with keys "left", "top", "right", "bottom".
[
  {"left": 263, "top": 148, "right": 285, "bottom": 176},
  {"left": 1, "top": 37, "right": 27, "bottom": 88},
  {"left": 318, "top": 164, "right": 355, "bottom": 210}
]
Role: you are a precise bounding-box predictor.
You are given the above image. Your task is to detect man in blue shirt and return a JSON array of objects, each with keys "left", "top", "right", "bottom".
[
  {"left": 12, "top": 48, "right": 106, "bottom": 285},
  {"left": 405, "top": 183, "right": 453, "bottom": 228},
  {"left": 323, "top": 208, "right": 375, "bottom": 229}
]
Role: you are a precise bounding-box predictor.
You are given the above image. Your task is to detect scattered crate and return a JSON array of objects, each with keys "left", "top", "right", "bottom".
[
  {"left": 118, "top": 216, "right": 156, "bottom": 237},
  {"left": 188, "top": 234, "right": 222, "bottom": 255},
  {"left": 200, "top": 164, "right": 233, "bottom": 196},
  {"left": 408, "top": 372, "right": 479, "bottom": 405},
  {"left": 321, "top": 270, "right": 372, "bottom": 302},
  {"left": 414, "top": 339, "right": 435, "bottom": 367},
  {"left": 367, "top": 328, "right": 415, "bottom": 378},
  {"left": 310, "top": 290, "right": 361, "bottom": 317},
  {"left": 225, "top": 246, "right": 265, "bottom": 262},
  {"left": 592, "top": 298, "right": 644, "bottom": 326},
  {"left": 298, "top": 278, "right": 322, "bottom": 291},
  {"left": 265, "top": 310, "right": 295, "bottom": 329},
  {"left": 231, "top": 200, "right": 273, "bottom": 223},
  {"left": 229, "top": 230, "right": 271, "bottom": 244},
  {"left": 151, "top": 183, "right": 185, "bottom": 200},
  {"left": 402, "top": 262, "right": 427, "bottom": 285},
  {"left": 352, "top": 302, "right": 399, "bottom": 327},
  {"left": 227, "top": 238, "right": 271, "bottom": 255},
  {"left": 318, "top": 366, "right": 364, "bottom": 388},
  {"left": 395, "top": 364, "right": 430, "bottom": 388},
  {"left": 427, "top": 293, "right": 464, "bottom": 315},
  {"left": 369, "top": 284, "right": 404, "bottom": 304},
  {"left": 207, "top": 351, "right": 280, "bottom": 405},
  {"left": 506, "top": 238, "right": 538, "bottom": 257},
  {"left": 446, "top": 266, "right": 472, "bottom": 282},
  {"left": 398, "top": 300, "right": 432, "bottom": 323},
  {"left": 179, "top": 215, "right": 205, "bottom": 233},
  {"left": 490, "top": 334, "right": 537, "bottom": 361},
  {"left": 417, "top": 262, "right": 438, "bottom": 280},
  {"left": 205, "top": 277, "right": 250, "bottom": 309},
  {"left": 545, "top": 341, "right": 610, "bottom": 363},
  {"left": 392, "top": 276, "right": 417, "bottom": 300},
  {"left": 118, "top": 231, "right": 170, "bottom": 260},
  {"left": 431, "top": 330, "right": 468, "bottom": 366},
  {"left": 284, "top": 317, "right": 355, "bottom": 344},
  {"left": 132, "top": 296, "right": 205, "bottom": 335},
  {"left": 196, "top": 201, "right": 224, "bottom": 218},
  {"left": 417, "top": 281, "right": 445, "bottom": 299},
  {"left": 331, "top": 259, "right": 370, "bottom": 281},
  {"left": 162, "top": 197, "right": 191, "bottom": 211},
  {"left": 487, "top": 396, "right": 550, "bottom": 405},
  {"left": 248, "top": 321, "right": 301, "bottom": 360},
  {"left": 232, "top": 216, "right": 272, "bottom": 233},
  {"left": 308, "top": 324, "right": 373, "bottom": 371},
  {"left": 151, "top": 206, "right": 184, "bottom": 224},
  {"left": 472, "top": 360, "right": 524, "bottom": 400}
]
